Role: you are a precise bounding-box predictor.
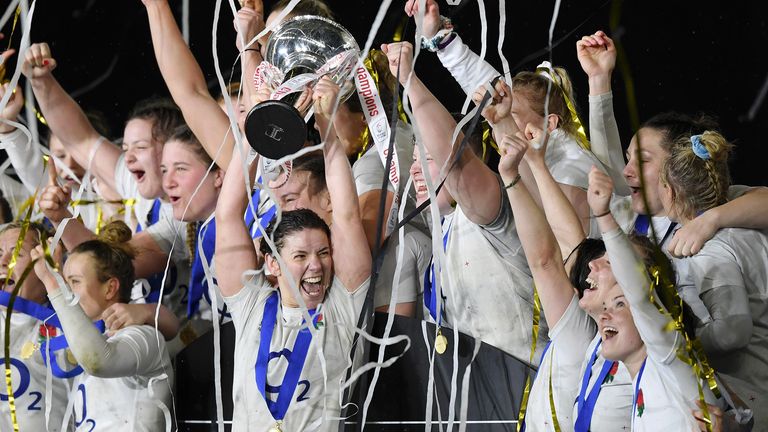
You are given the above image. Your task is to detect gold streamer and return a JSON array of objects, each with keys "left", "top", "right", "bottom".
[
  {"left": 480, "top": 120, "right": 499, "bottom": 162},
  {"left": 547, "top": 346, "right": 562, "bottom": 432},
  {"left": 2, "top": 156, "right": 44, "bottom": 432},
  {"left": 647, "top": 266, "right": 717, "bottom": 431},
  {"left": 94, "top": 204, "right": 104, "bottom": 235},
  {"left": 517, "top": 285, "right": 542, "bottom": 431},
  {"left": 0, "top": 6, "right": 21, "bottom": 83},
  {"left": 535, "top": 65, "right": 590, "bottom": 150},
  {"left": 6, "top": 7, "right": 21, "bottom": 51}
]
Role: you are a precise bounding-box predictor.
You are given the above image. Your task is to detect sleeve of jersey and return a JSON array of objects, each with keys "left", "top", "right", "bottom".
[
  {"left": 49, "top": 290, "right": 162, "bottom": 378},
  {"left": 222, "top": 273, "right": 267, "bottom": 334},
  {"left": 436, "top": 33, "right": 500, "bottom": 95},
  {"left": 113, "top": 152, "right": 136, "bottom": 199},
  {"left": 726, "top": 184, "right": 753, "bottom": 200},
  {"left": 477, "top": 175, "right": 523, "bottom": 257},
  {"left": 1, "top": 129, "right": 45, "bottom": 195},
  {"left": 588, "top": 92, "right": 630, "bottom": 196},
  {"left": 602, "top": 227, "right": 681, "bottom": 364},
  {"left": 145, "top": 217, "right": 190, "bottom": 263},
  {"left": 353, "top": 149, "right": 395, "bottom": 196},
  {"left": 688, "top": 240, "right": 752, "bottom": 353}
]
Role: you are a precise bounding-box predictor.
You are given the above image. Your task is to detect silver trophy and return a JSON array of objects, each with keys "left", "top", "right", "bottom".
[{"left": 245, "top": 15, "right": 360, "bottom": 159}]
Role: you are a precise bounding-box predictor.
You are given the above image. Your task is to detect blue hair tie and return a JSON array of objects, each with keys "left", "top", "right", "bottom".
[{"left": 691, "top": 135, "right": 710, "bottom": 160}]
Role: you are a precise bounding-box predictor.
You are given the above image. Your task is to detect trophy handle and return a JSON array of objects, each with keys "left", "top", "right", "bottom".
[{"left": 244, "top": 100, "right": 307, "bottom": 160}]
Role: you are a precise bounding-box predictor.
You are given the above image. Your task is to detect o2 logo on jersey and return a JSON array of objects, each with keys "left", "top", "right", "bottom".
[
  {"left": 74, "top": 384, "right": 96, "bottom": 432},
  {"left": 260, "top": 350, "right": 311, "bottom": 405},
  {"left": 0, "top": 358, "right": 43, "bottom": 411}
]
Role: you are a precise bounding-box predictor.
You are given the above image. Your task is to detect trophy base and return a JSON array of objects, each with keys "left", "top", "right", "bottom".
[{"left": 244, "top": 100, "right": 307, "bottom": 160}]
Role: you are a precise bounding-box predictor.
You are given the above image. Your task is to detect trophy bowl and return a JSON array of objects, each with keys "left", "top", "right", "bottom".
[{"left": 245, "top": 15, "right": 361, "bottom": 160}]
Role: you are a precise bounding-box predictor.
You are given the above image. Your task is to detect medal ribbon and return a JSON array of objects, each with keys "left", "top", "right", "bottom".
[
  {"left": 134, "top": 199, "right": 167, "bottom": 302},
  {"left": 631, "top": 358, "right": 647, "bottom": 426},
  {"left": 2, "top": 291, "right": 105, "bottom": 379},
  {"left": 188, "top": 218, "right": 217, "bottom": 317},
  {"left": 39, "top": 321, "right": 106, "bottom": 379},
  {"left": 244, "top": 184, "right": 277, "bottom": 240},
  {"left": 423, "top": 218, "right": 450, "bottom": 324},
  {"left": 134, "top": 198, "right": 162, "bottom": 233},
  {"left": 255, "top": 291, "right": 319, "bottom": 421},
  {"left": 574, "top": 340, "right": 615, "bottom": 432}
]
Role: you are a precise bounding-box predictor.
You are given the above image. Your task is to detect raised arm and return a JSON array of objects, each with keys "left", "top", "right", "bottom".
[
  {"left": 524, "top": 124, "right": 586, "bottom": 257},
  {"left": 577, "top": 31, "right": 629, "bottom": 195},
  {"left": 215, "top": 144, "right": 259, "bottom": 298},
  {"left": 142, "top": 0, "right": 262, "bottom": 170},
  {"left": 382, "top": 41, "right": 502, "bottom": 225},
  {"left": 236, "top": 0, "right": 265, "bottom": 110},
  {"left": 405, "top": 0, "right": 499, "bottom": 95},
  {"left": 497, "top": 132, "right": 575, "bottom": 327},
  {"left": 668, "top": 186, "right": 768, "bottom": 257},
  {"left": 589, "top": 168, "right": 679, "bottom": 361},
  {"left": 39, "top": 163, "right": 170, "bottom": 278},
  {"left": 0, "top": 81, "right": 44, "bottom": 194},
  {"left": 21, "top": 43, "right": 122, "bottom": 193},
  {"left": 313, "top": 77, "right": 371, "bottom": 290}
]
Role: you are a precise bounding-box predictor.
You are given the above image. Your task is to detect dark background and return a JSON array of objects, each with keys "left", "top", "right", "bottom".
[{"left": 4, "top": 0, "right": 767, "bottom": 186}]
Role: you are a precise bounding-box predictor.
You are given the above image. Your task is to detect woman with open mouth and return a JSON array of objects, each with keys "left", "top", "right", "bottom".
[
  {"left": 498, "top": 126, "right": 633, "bottom": 431},
  {"left": 588, "top": 168, "right": 727, "bottom": 431},
  {"left": 214, "top": 77, "right": 370, "bottom": 431}
]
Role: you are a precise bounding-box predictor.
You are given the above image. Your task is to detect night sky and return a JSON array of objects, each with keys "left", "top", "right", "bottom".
[{"left": 4, "top": 0, "right": 767, "bottom": 186}]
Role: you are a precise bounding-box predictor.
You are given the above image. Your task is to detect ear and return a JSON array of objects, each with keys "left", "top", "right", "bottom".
[
  {"left": 319, "top": 189, "right": 332, "bottom": 214},
  {"left": 265, "top": 253, "right": 281, "bottom": 277},
  {"left": 214, "top": 169, "right": 225, "bottom": 188},
  {"left": 103, "top": 277, "right": 121, "bottom": 302},
  {"left": 545, "top": 114, "right": 560, "bottom": 133}
]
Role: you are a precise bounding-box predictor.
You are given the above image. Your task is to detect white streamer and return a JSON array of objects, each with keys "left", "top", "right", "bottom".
[
  {"left": 359, "top": 176, "right": 413, "bottom": 428},
  {"left": 0, "top": 0, "right": 20, "bottom": 29},
  {"left": 182, "top": 0, "right": 190, "bottom": 45},
  {"left": 460, "top": 0, "right": 489, "bottom": 115},
  {"left": 497, "top": 0, "right": 512, "bottom": 84}
]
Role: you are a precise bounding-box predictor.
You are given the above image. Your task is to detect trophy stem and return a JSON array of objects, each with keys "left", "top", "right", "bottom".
[{"left": 244, "top": 100, "right": 307, "bottom": 160}]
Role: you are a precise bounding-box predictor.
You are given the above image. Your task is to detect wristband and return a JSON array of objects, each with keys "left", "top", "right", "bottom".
[
  {"left": 437, "top": 32, "right": 458, "bottom": 50},
  {"left": 420, "top": 15, "right": 454, "bottom": 52},
  {"left": 504, "top": 174, "right": 522, "bottom": 189},
  {"left": 593, "top": 209, "right": 611, "bottom": 218}
]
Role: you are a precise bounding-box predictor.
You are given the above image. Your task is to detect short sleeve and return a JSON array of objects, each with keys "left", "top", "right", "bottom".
[{"left": 145, "top": 216, "right": 190, "bottom": 263}]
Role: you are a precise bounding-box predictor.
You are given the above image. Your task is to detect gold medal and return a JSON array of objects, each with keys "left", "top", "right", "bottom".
[
  {"left": 20, "top": 341, "right": 37, "bottom": 359},
  {"left": 268, "top": 420, "right": 283, "bottom": 432},
  {"left": 66, "top": 348, "right": 77, "bottom": 365},
  {"left": 435, "top": 328, "right": 448, "bottom": 355}
]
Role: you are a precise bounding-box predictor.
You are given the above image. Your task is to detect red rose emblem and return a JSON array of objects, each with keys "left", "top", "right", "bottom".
[{"left": 636, "top": 389, "right": 645, "bottom": 417}]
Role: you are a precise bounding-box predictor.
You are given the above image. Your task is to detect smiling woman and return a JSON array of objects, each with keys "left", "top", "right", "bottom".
[
  {"left": 160, "top": 125, "right": 223, "bottom": 223},
  {"left": 588, "top": 167, "right": 726, "bottom": 431}
]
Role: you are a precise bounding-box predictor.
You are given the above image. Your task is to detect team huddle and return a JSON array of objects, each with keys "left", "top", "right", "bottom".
[{"left": 1, "top": 0, "right": 767, "bottom": 431}]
